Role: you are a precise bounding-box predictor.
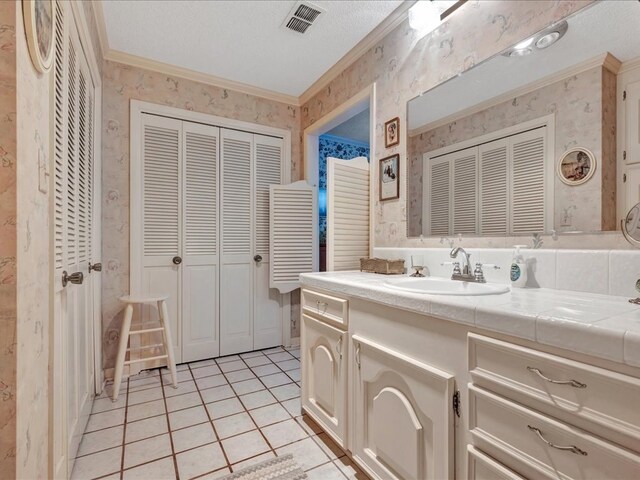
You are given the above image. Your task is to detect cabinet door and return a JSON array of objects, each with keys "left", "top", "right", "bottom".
[
  {"left": 302, "top": 314, "right": 347, "bottom": 447},
  {"left": 351, "top": 335, "right": 455, "bottom": 480}
]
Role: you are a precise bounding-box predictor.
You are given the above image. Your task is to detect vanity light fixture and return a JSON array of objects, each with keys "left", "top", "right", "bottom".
[
  {"left": 408, "top": 1, "right": 459, "bottom": 36},
  {"left": 503, "top": 20, "right": 568, "bottom": 57}
]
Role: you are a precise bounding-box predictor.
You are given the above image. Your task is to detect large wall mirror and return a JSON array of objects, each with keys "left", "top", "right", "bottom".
[{"left": 407, "top": 1, "right": 640, "bottom": 238}]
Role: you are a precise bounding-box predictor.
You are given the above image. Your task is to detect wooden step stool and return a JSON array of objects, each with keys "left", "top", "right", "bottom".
[{"left": 112, "top": 295, "right": 178, "bottom": 401}]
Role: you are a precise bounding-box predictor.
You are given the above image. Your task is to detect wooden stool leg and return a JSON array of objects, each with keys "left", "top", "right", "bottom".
[
  {"left": 158, "top": 300, "right": 178, "bottom": 388},
  {"left": 112, "top": 304, "right": 133, "bottom": 402}
]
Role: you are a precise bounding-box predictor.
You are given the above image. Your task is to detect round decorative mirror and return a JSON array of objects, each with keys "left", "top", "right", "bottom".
[{"left": 622, "top": 202, "right": 640, "bottom": 247}]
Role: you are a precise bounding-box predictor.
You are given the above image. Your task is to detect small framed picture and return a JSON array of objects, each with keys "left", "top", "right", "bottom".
[
  {"left": 384, "top": 117, "right": 400, "bottom": 148},
  {"left": 23, "top": 0, "right": 55, "bottom": 73},
  {"left": 557, "top": 147, "right": 596, "bottom": 186},
  {"left": 379, "top": 154, "right": 400, "bottom": 201}
]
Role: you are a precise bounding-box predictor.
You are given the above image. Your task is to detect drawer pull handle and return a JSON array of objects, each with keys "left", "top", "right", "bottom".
[
  {"left": 527, "top": 425, "right": 588, "bottom": 456},
  {"left": 316, "top": 300, "right": 328, "bottom": 314},
  {"left": 355, "top": 343, "right": 361, "bottom": 369},
  {"left": 527, "top": 367, "right": 587, "bottom": 389},
  {"left": 336, "top": 337, "right": 342, "bottom": 359}
]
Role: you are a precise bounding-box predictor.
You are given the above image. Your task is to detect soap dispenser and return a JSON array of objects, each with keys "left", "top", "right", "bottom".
[{"left": 510, "top": 245, "right": 528, "bottom": 288}]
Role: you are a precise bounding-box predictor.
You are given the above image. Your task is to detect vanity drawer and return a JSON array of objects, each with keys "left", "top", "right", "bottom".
[
  {"left": 302, "top": 289, "right": 348, "bottom": 328},
  {"left": 468, "top": 333, "right": 640, "bottom": 445},
  {"left": 469, "top": 384, "right": 640, "bottom": 480},
  {"left": 467, "top": 445, "right": 525, "bottom": 480}
]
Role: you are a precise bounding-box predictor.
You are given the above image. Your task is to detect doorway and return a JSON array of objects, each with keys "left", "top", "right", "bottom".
[{"left": 304, "top": 85, "right": 376, "bottom": 271}]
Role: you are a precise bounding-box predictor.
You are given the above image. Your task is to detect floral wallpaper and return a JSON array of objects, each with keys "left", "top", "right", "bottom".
[
  {"left": 318, "top": 135, "right": 370, "bottom": 245},
  {"left": 407, "top": 64, "right": 616, "bottom": 236},
  {"left": 300, "top": 0, "right": 607, "bottom": 250},
  {"left": 101, "top": 60, "right": 302, "bottom": 370}
]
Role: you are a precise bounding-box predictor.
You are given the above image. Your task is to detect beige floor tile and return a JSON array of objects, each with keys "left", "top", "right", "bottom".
[
  {"left": 86, "top": 408, "right": 125, "bottom": 432},
  {"left": 286, "top": 369, "right": 301, "bottom": 382},
  {"left": 169, "top": 405, "right": 209, "bottom": 430},
  {"left": 269, "top": 383, "right": 300, "bottom": 401},
  {"left": 297, "top": 415, "right": 323, "bottom": 436},
  {"left": 172, "top": 422, "right": 217, "bottom": 453},
  {"left": 243, "top": 355, "right": 271, "bottom": 367},
  {"left": 219, "top": 360, "right": 246, "bottom": 373},
  {"left": 206, "top": 397, "right": 244, "bottom": 420},
  {"left": 213, "top": 412, "right": 256, "bottom": 439},
  {"left": 230, "top": 452, "right": 275, "bottom": 471},
  {"left": 249, "top": 403, "right": 290, "bottom": 427},
  {"left": 128, "top": 386, "right": 164, "bottom": 406},
  {"left": 200, "top": 384, "right": 235, "bottom": 404},
  {"left": 196, "top": 374, "right": 228, "bottom": 390},
  {"left": 198, "top": 467, "right": 231, "bottom": 479},
  {"left": 191, "top": 365, "right": 222, "bottom": 379},
  {"left": 124, "top": 433, "right": 172, "bottom": 469},
  {"left": 91, "top": 395, "right": 127, "bottom": 414},
  {"left": 70, "top": 446, "right": 122, "bottom": 480},
  {"left": 216, "top": 354, "right": 242, "bottom": 364},
  {"left": 76, "top": 426, "right": 123, "bottom": 457},
  {"left": 275, "top": 359, "right": 300, "bottom": 371},
  {"left": 164, "top": 379, "right": 198, "bottom": 398},
  {"left": 127, "top": 399, "right": 166, "bottom": 422},
  {"left": 305, "top": 462, "right": 347, "bottom": 480},
  {"left": 231, "top": 378, "right": 264, "bottom": 396},
  {"left": 260, "top": 373, "right": 291, "bottom": 388},
  {"left": 251, "top": 364, "right": 280, "bottom": 377},
  {"left": 125, "top": 414, "right": 169, "bottom": 443},
  {"left": 240, "top": 351, "right": 264, "bottom": 359},
  {"left": 166, "top": 391, "right": 203, "bottom": 412},
  {"left": 276, "top": 437, "right": 331, "bottom": 471},
  {"left": 225, "top": 368, "right": 256, "bottom": 384},
  {"left": 176, "top": 442, "right": 226, "bottom": 479},
  {"left": 221, "top": 430, "right": 270, "bottom": 464},
  {"left": 188, "top": 359, "right": 217, "bottom": 369},
  {"left": 239, "top": 390, "right": 277, "bottom": 410},
  {"left": 266, "top": 352, "right": 294, "bottom": 362},
  {"left": 261, "top": 419, "right": 308, "bottom": 448},
  {"left": 280, "top": 397, "right": 301, "bottom": 417},
  {"left": 122, "top": 456, "right": 176, "bottom": 480}
]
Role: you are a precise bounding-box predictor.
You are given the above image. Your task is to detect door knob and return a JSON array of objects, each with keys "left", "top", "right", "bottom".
[
  {"left": 62, "top": 271, "right": 84, "bottom": 287},
  {"left": 172, "top": 256, "right": 182, "bottom": 265},
  {"left": 254, "top": 255, "right": 263, "bottom": 263},
  {"left": 89, "top": 262, "right": 102, "bottom": 272}
]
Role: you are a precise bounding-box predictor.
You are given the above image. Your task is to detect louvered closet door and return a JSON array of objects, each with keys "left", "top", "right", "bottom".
[
  {"left": 428, "top": 155, "right": 452, "bottom": 235},
  {"left": 141, "top": 114, "right": 182, "bottom": 361},
  {"left": 253, "top": 134, "right": 284, "bottom": 349},
  {"left": 509, "top": 127, "right": 547, "bottom": 234},
  {"left": 452, "top": 149, "right": 478, "bottom": 235},
  {"left": 327, "top": 156, "right": 370, "bottom": 271},
  {"left": 220, "top": 129, "right": 254, "bottom": 355},
  {"left": 479, "top": 138, "right": 509, "bottom": 235},
  {"left": 52, "top": 3, "right": 98, "bottom": 476},
  {"left": 181, "top": 122, "right": 220, "bottom": 362}
]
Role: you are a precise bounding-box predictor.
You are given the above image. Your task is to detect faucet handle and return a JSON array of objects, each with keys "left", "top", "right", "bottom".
[{"left": 473, "top": 263, "right": 486, "bottom": 283}]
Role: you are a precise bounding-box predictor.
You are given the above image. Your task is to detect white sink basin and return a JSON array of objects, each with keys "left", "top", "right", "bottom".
[{"left": 383, "top": 277, "right": 510, "bottom": 296}]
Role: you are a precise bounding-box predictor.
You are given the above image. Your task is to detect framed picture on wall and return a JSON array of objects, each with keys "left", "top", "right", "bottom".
[
  {"left": 384, "top": 117, "right": 400, "bottom": 148},
  {"left": 557, "top": 147, "right": 596, "bottom": 186},
  {"left": 379, "top": 154, "right": 400, "bottom": 201},
  {"left": 23, "top": 0, "right": 55, "bottom": 73}
]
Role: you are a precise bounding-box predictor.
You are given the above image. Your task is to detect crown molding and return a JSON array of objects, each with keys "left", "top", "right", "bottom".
[
  {"left": 298, "top": 0, "right": 417, "bottom": 106},
  {"left": 104, "top": 49, "right": 301, "bottom": 106},
  {"left": 618, "top": 56, "right": 640, "bottom": 75},
  {"left": 409, "top": 52, "right": 620, "bottom": 137},
  {"left": 92, "top": 0, "right": 109, "bottom": 57}
]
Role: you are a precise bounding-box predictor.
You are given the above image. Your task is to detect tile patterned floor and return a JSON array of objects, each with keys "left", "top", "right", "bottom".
[{"left": 72, "top": 346, "right": 367, "bottom": 480}]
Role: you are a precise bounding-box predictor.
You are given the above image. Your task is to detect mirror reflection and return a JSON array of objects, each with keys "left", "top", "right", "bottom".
[{"left": 407, "top": 2, "right": 640, "bottom": 238}]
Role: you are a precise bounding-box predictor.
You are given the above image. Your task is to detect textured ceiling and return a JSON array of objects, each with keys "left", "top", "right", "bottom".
[
  {"left": 325, "top": 108, "right": 370, "bottom": 144},
  {"left": 101, "top": 0, "right": 404, "bottom": 97},
  {"left": 409, "top": 1, "right": 640, "bottom": 130}
]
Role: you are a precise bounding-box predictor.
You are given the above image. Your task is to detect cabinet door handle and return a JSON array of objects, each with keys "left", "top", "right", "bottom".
[
  {"left": 527, "top": 366, "right": 586, "bottom": 389},
  {"left": 527, "top": 425, "right": 588, "bottom": 456},
  {"left": 336, "top": 337, "right": 342, "bottom": 359},
  {"left": 355, "top": 343, "right": 361, "bottom": 369},
  {"left": 316, "top": 300, "right": 327, "bottom": 314}
]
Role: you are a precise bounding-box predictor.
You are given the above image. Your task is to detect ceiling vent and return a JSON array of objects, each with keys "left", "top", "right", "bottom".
[{"left": 282, "top": 1, "right": 325, "bottom": 35}]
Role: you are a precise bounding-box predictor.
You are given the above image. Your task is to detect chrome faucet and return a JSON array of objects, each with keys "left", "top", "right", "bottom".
[{"left": 449, "top": 247, "right": 475, "bottom": 282}]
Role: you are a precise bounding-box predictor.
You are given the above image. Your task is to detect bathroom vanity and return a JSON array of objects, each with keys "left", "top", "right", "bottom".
[{"left": 299, "top": 272, "right": 640, "bottom": 480}]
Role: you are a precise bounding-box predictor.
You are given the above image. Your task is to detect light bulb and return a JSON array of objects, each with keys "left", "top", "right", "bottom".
[{"left": 409, "top": 1, "right": 441, "bottom": 35}]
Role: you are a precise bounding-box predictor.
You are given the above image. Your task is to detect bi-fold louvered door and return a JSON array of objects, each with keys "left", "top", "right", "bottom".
[
  {"left": 137, "top": 114, "right": 284, "bottom": 362},
  {"left": 51, "top": 2, "right": 99, "bottom": 477}
]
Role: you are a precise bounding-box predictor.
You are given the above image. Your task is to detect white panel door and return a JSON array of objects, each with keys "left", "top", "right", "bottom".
[
  {"left": 220, "top": 129, "right": 254, "bottom": 355},
  {"left": 52, "top": 3, "right": 98, "bottom": 476},
  {"left": 352, "top": 335, "right": 455, "bottom": 480},
  {"left": 181, "top": 122, "right": 220, "bottom": 362},
  {"left": 140, "top": 114, "right": 182, "bottom": 362},
  {"left": 625, "top": 80, "right": 640, "bottom": 166},
  {"left": 253, "top": 134, "right": 283, "bottom": 349},
  {"left": 327, "top": 157, "right": 369, "bottom": 271}
]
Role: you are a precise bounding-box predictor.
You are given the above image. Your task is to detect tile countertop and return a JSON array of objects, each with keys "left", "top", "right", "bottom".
[{"left": 299, "top": 271, "right": 640, "bottom": 368}]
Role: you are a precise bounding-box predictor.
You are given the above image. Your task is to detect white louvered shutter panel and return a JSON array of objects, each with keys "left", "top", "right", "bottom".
[
  {"left": 142, "top": 115, "right": 181, "bottom": 258},
  {"left": 452, "top": 150, "right": 478, "bottom": 235},
  {"left": 270, "top": 181, "right": 317, "bottom": 293},
  {"left": 66, "top": 39, "right": 78, "bottom": 267},
  {"left": 510, "top": 127, "right": 546, "bottom": 234},
  {"left": 479, "top": 139, "right": 509, "bottom": 235},
  {"left": 255, "top": 136, "right": 283, "bottom": 257},
  {"left": 77, "top": 63, "right": 88, "bottom": 265},
  {"left": 222, "top": 131, "right": 252, "bottom": 256},
  {"left": 429, "top": 157, "right": 451, "bottom": 235},
  {"left": 327, "top": 157, "right": 369, "bottom": 271},
  {"left": 53, "top": 1, "right": 66, "bottom": 277},
  {"left": 184, "top": 127, "right": 218, "bottom": 256}
]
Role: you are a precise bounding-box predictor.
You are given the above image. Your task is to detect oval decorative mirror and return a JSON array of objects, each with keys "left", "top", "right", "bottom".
[{"left": 622, "top": 202, "right": 640, "bottom": 247}]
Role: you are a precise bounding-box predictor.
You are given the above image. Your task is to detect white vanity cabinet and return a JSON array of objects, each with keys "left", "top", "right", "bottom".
[{"left": 351, "top": 335, "right": 455, "bottom": 480}]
